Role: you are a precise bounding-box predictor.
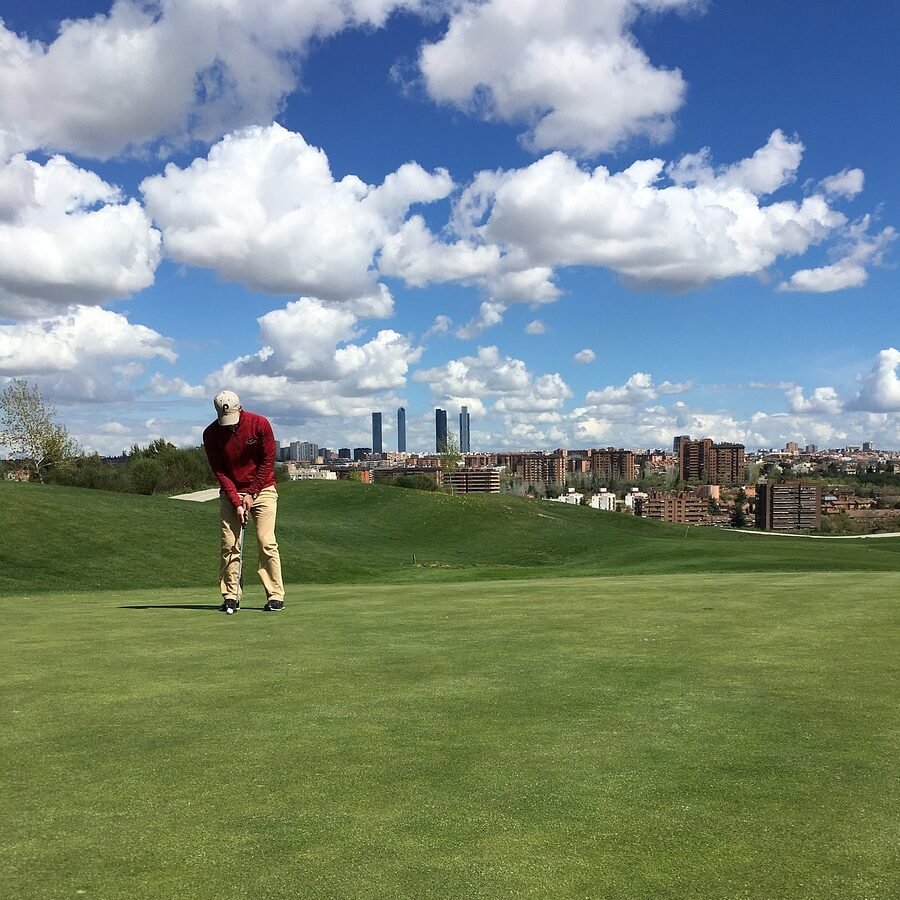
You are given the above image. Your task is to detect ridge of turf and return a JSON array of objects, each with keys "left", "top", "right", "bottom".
[{"left": 2, "top": 479, "right": 898, "bottom": 595}]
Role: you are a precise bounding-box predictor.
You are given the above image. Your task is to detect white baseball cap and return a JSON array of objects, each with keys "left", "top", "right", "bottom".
[{"left": 214, "top": 390, "right": 241, "bottom": 426}]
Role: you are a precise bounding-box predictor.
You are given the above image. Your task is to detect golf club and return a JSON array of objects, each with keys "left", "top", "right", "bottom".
[
  {"left": 238, "top": 514, "right": 246, "bottom": 596},
  {"left": 226, "top": 513, "right": 246, "bottom": 615}
]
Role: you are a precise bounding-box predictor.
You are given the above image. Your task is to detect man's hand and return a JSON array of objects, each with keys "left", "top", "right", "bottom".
[{"left": 238, "top": 493, "right": 253, "bottom": 524}]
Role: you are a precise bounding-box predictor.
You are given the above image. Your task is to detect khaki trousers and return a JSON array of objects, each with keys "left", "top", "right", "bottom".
[{"left": 219, "top": 486, "right": 284, "bottom": 602}]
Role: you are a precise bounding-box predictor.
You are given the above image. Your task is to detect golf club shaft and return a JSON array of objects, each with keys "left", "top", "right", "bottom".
[{"left": 238, "top": 512, "right": 246, "bottom": 596}]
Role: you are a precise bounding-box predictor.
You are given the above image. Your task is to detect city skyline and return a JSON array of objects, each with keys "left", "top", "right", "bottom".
[
  {"left": 0, "top": 2, "right": 898, "bottom": 456},
  {"left": 273, "top": 414, "right": 892, "bottom": 458}
]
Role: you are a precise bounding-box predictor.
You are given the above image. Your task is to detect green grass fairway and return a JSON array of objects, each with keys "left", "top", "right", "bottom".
[{"left": 2, "top": 574, "right": 898, "bottom": 899}]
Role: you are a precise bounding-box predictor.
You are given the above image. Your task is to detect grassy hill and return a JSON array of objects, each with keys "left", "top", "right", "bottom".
[{"left": 2, "top": 478, "right": 899, "bottom": 595}]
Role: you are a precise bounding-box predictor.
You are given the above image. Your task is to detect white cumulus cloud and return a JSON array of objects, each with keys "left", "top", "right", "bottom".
[
  {"left": 584, "top": 372, "right": 674, "bottom": 411},
  {"left": 142, "top": 124, "right": 452, "bottom": 306},
  {"left": 198, "top": 297, "right": 423, "bottom": 420},
  {"left": 455, "top": 131, "right": 844, "bottom": 291},
  {"left": 386, "top": 131, "right": 857, "bottom": 298},
  {"left": 414, "top": 345, "right": 572, "bottom": 416},
  {"left": 456, "top": 301, "right": 507, "bottom": 339},
  {"left": 418, "top": 0, "right": 695, "bottom": 156},
  {"left": 574, "top": 349, "right": 596, "bottom": 364},
  {"left": 0, "top": 0, "right": 425, "bottom": 159},
  {"left": 849, "top": 348, "right": 900, "bottom": 412},
  {"left": 779, "top": 216, "right": 896, "bottom": 293},
  {"left": 819, "top": 168, "right": 864, "bottom": 199},
  {"left": 0, "top": 154, "right": 161, "bottom": 319},
  {"left": 785, "top": 385, "right": 843, "bottom": 415},
  {"left": 0, "top": 306, "right": 174, "bottom": 401},
  {"left": 423, "top": 314, "right": 452, "bottom": 340}
]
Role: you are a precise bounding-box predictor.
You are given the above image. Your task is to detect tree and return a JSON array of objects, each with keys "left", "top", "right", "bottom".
[
  {"left": 731, "top": 488, "right": 748, "bottom": 528},
  {"left": 438, "top": 432, "right": 462, "bottom": 488},
  {"left": 0, "top": 380, "right": 78, "bottom": 482}
]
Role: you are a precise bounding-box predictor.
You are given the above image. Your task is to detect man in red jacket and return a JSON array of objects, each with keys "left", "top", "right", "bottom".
[{"left": 203, "top": 390, "right": 285, "bottom": 614}]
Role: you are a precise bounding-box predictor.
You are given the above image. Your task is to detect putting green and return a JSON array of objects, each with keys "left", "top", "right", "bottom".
[{"left": 2, "top": 573, "right": 897, "bottom": 899}]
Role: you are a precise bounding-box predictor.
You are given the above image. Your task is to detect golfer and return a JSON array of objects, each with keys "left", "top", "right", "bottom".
[{"left": 203, "top": 390, "right": 285, "bottom": 614}]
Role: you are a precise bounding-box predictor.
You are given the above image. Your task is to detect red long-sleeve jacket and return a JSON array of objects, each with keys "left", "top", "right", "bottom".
[{"left": 203, "top": 410, "right": 276, "bottom": 508}]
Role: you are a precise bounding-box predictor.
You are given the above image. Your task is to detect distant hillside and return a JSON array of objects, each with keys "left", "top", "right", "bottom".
[{"left": 2, "top": 479, "right": 899, "bottom": 595}]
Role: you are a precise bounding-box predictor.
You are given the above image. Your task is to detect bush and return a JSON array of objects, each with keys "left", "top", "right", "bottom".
[
  {"left": 49, "top": 453, "right": 130, "bottom": 492},
  {"left": 384, "top": 475, "right": 439, "bottom": 492},
  {"left": 49, "top": 443, "right": 216, "bottom": 496},
  {"left": 129, "top": 457, "right": 167, "bottom": 495}
]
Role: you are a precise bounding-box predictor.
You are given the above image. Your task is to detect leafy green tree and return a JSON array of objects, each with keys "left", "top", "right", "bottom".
[
  {"left": 731, "top": 488, "right": 748, "bottom": 528},
  {"left": 438, "top": 432, "right": 462, "bottom": 487},
  {"left": 0, "top": 379, "right": 79, "bottom": 482}
]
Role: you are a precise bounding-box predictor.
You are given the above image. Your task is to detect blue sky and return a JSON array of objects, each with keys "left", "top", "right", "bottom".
[{"left": 0, "top": 0, "right": 897, "bottom": 454}]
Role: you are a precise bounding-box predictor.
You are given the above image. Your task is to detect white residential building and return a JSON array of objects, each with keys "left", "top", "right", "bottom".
[
  {"left": 288, "top": 467, "right": 337, "bottom": 481},
  {"left": 550, "top": 488, "right": 583, "bottom": 505},
  {"left": 590, "top": 489, "right": 616, "bottom": 511},
  {"left": 624, "top": 488, "right": 648, "bottom": 510}
]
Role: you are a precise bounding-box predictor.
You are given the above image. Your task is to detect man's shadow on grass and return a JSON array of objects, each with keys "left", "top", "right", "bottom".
[{"left": 121, "top": 604, "right": 223, "bottom": 611}]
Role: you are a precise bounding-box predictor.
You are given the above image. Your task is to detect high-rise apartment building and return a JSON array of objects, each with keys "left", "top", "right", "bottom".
[
  {"left": 397, "top": 407, "right": 406, "bottom": 452},
  {"left": 496, "top": 451, "right": 566, "bottom": 486},
  {"left": 756, "top": 481, "right": 822, "bottom": 531},
  {"left": 297, "top": 441, "right": 318, "bottom": 462},
  {"left": 435, "top": 408, "right": 448, "bottom": 453},
  {"left": 371, "top": 412, "right": 383, "bottom": 455},
  {"left": 459, "top": 406, "right": 471, "bottom": 453},
  {"left": 707, "top": 443, "right": 745, "bottom": 484},
  {"left": 678, "top": 437, "right": 745, "bottom": 484},
  {"left": 678, "top": 437, "right": 711, "bottom": 481},
  {"left": 592, "top": 448, "right": 636, "bottom": 482}
]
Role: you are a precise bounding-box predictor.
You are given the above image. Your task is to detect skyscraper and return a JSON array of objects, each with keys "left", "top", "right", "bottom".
[
  {"left": 397, "top": 406, "right": 406, "bottom": 452},
  {"left": 435, "top": 408, "right": 447, "bottom": 453},
  {"left": 459, "top": 405, "right": 470, "bottom": 452},
  {"left": 371, "top": 412, "right": 383, "bottom": 455}
]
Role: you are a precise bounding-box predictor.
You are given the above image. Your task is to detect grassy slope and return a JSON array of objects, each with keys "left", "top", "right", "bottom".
[
  {"left": 2, "top": 479, "right": 900, "bottom": 595},
  {"left": 2, "top": 574, "right": 897, "bottom": 899}
]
